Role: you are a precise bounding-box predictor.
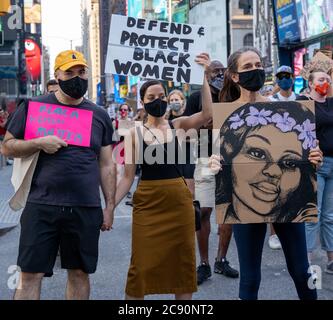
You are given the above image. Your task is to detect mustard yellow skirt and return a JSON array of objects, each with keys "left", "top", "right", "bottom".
[{"left": 125, "top": 177, "right": 197, "bottom": 297}]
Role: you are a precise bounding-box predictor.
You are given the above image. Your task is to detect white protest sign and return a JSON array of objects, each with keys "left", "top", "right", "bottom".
[{"left": 105, "top": 15, "right": 207, "bottom": 85}]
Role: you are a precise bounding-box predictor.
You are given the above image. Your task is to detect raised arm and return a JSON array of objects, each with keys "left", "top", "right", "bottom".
[{"left": 173, "top": 53, "right": 213, "bottom": 131}]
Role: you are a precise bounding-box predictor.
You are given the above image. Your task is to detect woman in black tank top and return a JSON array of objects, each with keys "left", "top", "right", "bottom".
[{"left": 115, "top": 53, "right": 213, "bottom": 300}]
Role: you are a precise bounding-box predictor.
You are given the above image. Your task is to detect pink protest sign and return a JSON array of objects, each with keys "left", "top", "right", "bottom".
[{"left": 24, "top": 101, "right": 93, "bottom": 147}]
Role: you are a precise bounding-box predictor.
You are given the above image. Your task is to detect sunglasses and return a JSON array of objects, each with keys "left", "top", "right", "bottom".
[{"left": 277, "top": 73, "right": 292, "bottom": 80}]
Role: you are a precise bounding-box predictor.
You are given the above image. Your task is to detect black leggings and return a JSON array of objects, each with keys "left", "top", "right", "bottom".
[{"left": 233, "top": 223, "right": 317, "bottom": 300}]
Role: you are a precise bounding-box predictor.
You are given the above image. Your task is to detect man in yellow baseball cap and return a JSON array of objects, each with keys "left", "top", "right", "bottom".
[
  {"left": 54, "top": 50, "right": 88, "bottom": 72},
  {"left": 54, "top": 50, "right": 89, "bottom": 102},
  {"left": 3, "top": 50, "right": 117, "bottom": 300}
]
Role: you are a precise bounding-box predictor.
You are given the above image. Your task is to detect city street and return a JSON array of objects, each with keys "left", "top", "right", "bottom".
[{"left": 0, "top": 165, "right": 332, "bottom": 300}]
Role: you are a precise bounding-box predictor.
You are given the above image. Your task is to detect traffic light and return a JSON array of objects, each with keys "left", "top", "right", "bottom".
[{"left": 0, "top": 0, "right": 11, "bottom": 16}]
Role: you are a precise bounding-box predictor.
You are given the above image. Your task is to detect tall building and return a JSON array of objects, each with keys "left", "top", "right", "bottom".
[
  {"left": 81, "top": 0, "right": 101, "bottom": 103},
  {"left": 0, "top": 0, "right": 18, "bottom": 102},
  {"left": 99, "top": 0, "right": 126, "bottom": 106},
  {"left": 0, "top": 0, "right": 43, "bottom": 102},
  {"left": 24, "top": 0, "right": 43, "bottom": 96},
  {"left": 253, "top": 0, "right": 275, "bottom": 81},
  {"left": 230, "top": 0, "right": 254, "bottom": 52},
  {"left": 189, "top": 0, "right": 228, "bottom": 65},
  {"left": 42, "top": 44, "right": 50, "bottom": 89}
]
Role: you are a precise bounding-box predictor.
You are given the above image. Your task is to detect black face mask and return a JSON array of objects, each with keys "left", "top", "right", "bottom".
[
  {"left": 209, "top": 74, "right": 224, "bottom": 91},
  {"left": 144, "top": 98, "right": 168, "bottom": 117},
  {"left": 58, "top": 76, "right": 88, "bottom": 99},
  {"left": 238, "top": 69, "right": 266, "bottom": 92}
]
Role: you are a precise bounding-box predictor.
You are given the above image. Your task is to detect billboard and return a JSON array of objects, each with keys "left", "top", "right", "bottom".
[
  {"left": 25, "top": 34, "right": 41, "bottom": 83},
  {"left": 24, "top": 0, "right": 41, "bottom": 24},
  {"left": 273, "top": 0, "right": 300, "bottom": 45},
  {"left": 172, "top": 1, "right": 188, "bottom": 23},
  {"left": 128, "top": 0, "right": 142, "bottom": 18},
  {"left": 143, "top": 0, "right": 168, "bottom": 21},
  {"left": 296, "top": 0, "right": 333, "bottom": 41}
]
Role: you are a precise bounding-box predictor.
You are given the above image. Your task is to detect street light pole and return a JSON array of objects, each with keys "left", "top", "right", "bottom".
[{"left": 17, "top": 0, "right": 27, "bottom": 97}]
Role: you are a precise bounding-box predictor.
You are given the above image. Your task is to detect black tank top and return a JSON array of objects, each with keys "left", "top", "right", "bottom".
[{"left": 140, "top": 121, "right": 184, "bottom": 180}]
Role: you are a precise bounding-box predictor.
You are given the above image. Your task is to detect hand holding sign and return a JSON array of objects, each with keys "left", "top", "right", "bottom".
[
  {"left": 208, "top": 154, "right": 223, "bottom": 175},
  {"left": 36, "top": 135, "right": 68, "bottom": 154},
  {"left": 308, "top": 140, "right": 323, "bottom": 168},
  {"left": 195, "top": 52, "right": 211, "bottom": 73},
  {"left": 300, "top": 52, "right": 333, "bottom": 80}
]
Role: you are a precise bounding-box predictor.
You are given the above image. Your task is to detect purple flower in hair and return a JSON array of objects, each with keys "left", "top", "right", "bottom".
[
  {"left": 229, "top": 110, "right": 245, "bottom": 129},
  {"left": 294, "top": 119, "right": 316, "bottom": 150},
  {"left": 271, "top": 112, "right": 296, "bottom": 133},
  {"left": 245, "top": 106, "right": 272, "bottom": 127}
]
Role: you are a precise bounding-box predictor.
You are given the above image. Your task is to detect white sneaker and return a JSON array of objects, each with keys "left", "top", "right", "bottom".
[
  {"left": 268, "top": 234, "right": 282, "bottom": 250},
  {"left": 309, "top": 265, "right": 319, "bottom": 284}
]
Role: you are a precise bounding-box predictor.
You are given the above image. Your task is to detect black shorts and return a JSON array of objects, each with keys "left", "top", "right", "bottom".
[{"left": 17, "top": 203, "right": 103, "bottom": 277}]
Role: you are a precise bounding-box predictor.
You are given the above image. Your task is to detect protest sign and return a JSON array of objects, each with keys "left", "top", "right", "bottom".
[
  {"left": 313, "top": 49, "right": 333, "bottom": 59},
  {"left": 105, "top": 15, "right": 207, "bottom": 85},
  {"left": 300, "top": 51, "right": 333, "bottom": 80},
  {"left": 24, "top": 101, "right": 93, "bottom": 147},
  {"left": 213, "top": 101, "right": 318, "bottom": 224}
]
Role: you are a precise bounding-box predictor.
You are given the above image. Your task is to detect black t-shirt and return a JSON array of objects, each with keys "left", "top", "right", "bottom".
[
  {"left": 7, "top": 93, "right": 114, "bottom": 207},
  {"left": 183, "top": 90, "right": 219, "bottom": 157},
  {"left": 297, "top": 95, "right": 333, "bottom": 157}
]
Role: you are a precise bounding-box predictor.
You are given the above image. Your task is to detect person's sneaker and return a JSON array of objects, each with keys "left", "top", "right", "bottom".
[
  {"left": 196, "top": 263, "right": 211, "bottom": 285},
  {"left": 6, "top": 159, "right": 13, "bottom": 166},
  {"left": 214, "top": 258, "right": 239, "bottom": 278},
  {"left": 308, "top": 264, "right": 319, "bottom": 288},
  {"left": 268, "top": 234, "right": 282, "bottom": 250},
  {"left": 325, "top": 261, "right": 333, "bottom": 274}
]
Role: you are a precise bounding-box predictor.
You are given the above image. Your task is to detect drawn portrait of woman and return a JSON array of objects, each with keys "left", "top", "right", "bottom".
[{"left": 215, "top": 101, "right": 318, "bottom": 224}]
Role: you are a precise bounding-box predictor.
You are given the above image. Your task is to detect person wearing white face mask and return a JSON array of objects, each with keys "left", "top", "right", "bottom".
[
  {"left": 166, "top": 90, "right": 195, "bottom": 195},
  {"left": 167, "top": 90, "right": 186, "bottom": 120}
]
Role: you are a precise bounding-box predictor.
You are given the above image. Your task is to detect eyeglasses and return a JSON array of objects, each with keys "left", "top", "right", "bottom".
[{"left": 277, "top": 73, "right": 292, "bottom": 80}]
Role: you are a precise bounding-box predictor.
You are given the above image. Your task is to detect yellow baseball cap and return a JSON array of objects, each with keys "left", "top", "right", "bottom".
[{"left": 54, "top": 50, "right": 88, "bottom": 72}]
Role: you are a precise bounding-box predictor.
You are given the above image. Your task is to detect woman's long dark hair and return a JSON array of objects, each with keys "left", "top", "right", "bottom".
[
  {"left": 219, "top": 47, "right": 263, "bottom": 102},
  {"left": 140, "top": 80, "right": 166, "bottom": 101},
  {"left": 215, "top": 101, "right": 317, "bottom": 223}
]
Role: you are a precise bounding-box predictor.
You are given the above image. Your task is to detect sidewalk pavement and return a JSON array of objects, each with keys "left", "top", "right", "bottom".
[
  {"left": 0, "top": 165, "right": 21, "bottom": 233},
  {"left": 0, "top": 167, "right": 332, "bottom": 300}
]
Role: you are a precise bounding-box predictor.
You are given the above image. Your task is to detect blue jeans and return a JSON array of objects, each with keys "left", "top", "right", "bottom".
[
  {"left": 306, "top": 156, "right": 333, "bottom": 253},
  {"left": 233, "top": 223, "right": 317, "bottom": 300}
]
